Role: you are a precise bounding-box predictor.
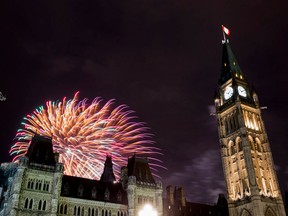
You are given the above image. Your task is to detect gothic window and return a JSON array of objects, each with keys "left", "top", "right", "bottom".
[
  {"left": 91, "top": 186, "right": 97, "bottom": 199},
  {"left": 29, "top": 199, "right": 33, "bottom": 209},
  {"left": 92, "top": 208, "right": 95, "bottom": 216},
  {"left": 117, "top": 191, "right": 122, "bottom": 202},
  {"left": 64, "top": 205, "right": 67, "bottom": 215},
  {"left": 27, "top": 180, "right": 31, "bottom": 189},
  {"left": 31, "top": 179, "right": 34, "bottom": 189},
  {"left": 105, "top": 210, "right": 108, "bottom": 216},
  {"left": 104, "top": 188, "right": 110, "bottom": 201},
  {"left": 63, "top": 182, "right": 70, "bottom": 195},
  {"left": 229, "top": 141, "right": 236, "bottom": 155},
  {"left": 240, "top": 209, "right": 252, "bottom": 216},
  {"left": 236, "top": 137, "right": 242, "bottom": 152},
  {"left": 43, "top": 201, "right": 46, "bottom": 211},
  {"left": 35, "top": 181, "right": 39, "bottom": 190},
  {"left": 78, "top": 185, "right": 84, "bottom": 197},
  {"left": 265, "top": 208, "right": 276, "bottom": 216},
  {"left": 24, "top": 198, "right": 29, "bottom": 209},
  {"left": 88, "top": 208, "right": 91, "bottom": 216},
  {"left": 78, "top": 206, "right": 81, "bottom": 216},
  {"left": 81, "top": 207, "right": 84, "bottom": 216},
  {"left": 46, "top": 181, "right": 50, "bottom": 191},
  {"left": 39, "top": 180, "right": 42, "bottom": 190},
  {"left": 60, "top": 204, "right": 63, "bottom": 214},
  {"left": 225, "top": 118, "right": 228, "bottom": 133},
  {"left": 102, "top": 209, "right": 104, "bottom": 216},
  {"left": 74, "top": 206, "right": 77, "bottom": 216},
  {"left": 255, "top": 138, "right": 262, "bottom": 152},
  {"left": 38, "top": 200, "right": 42, "bottom": 210}
]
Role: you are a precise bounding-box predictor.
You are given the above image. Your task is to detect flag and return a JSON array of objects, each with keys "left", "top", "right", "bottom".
[{"left": 221, "top": 25, "right": 230, "bottom": 36}]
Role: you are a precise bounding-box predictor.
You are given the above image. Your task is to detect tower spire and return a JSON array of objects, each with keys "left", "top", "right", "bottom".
[{"left": 214, "top": 27, "right": 286, "bottom": 216}]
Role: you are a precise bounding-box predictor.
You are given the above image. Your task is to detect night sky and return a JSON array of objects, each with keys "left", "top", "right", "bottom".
[{"left": 1, "top": 0, "right": 288, "bottom": 204}]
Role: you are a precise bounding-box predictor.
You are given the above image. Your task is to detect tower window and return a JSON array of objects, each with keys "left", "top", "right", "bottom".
[
  {"left": 29, "top": 199, "right": 33, "bottom": 209},
  {"left": 91, "top": 186, "right": 97, "bottom": 199},
  {"left": 105, "top": 189, "right": 110, "bottom": 201},
  {"left": 78, "top": 185, "right": 84, "bottom": 197}
]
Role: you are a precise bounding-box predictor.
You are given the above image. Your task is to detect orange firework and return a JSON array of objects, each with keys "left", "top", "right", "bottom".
[{"left": 10, "top": 92, "right": 164, "bottom": 179}]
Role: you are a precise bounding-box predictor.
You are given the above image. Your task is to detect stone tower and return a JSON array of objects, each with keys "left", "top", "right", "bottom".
[
  {"left": 0, "top": 135, "right": 64, "bottom": 216},
  {"left": 214, "top": 32, "right": 286, "bottom": 216},
  {"left": 122, "top": 155, "right": 163, "bottom": 216}
]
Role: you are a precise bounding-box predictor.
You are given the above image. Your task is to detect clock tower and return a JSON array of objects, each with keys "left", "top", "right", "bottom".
[{"left": 214, "top": 29, "right": 286, "bottom": 216}]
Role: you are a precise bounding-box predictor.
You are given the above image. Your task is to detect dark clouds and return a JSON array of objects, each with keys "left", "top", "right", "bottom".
[{"left": 1, "top": 0, "right": 288, "bottom": 203}]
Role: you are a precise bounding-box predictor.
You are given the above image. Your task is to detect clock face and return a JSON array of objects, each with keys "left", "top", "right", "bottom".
[
  {"left": 224, "top": 86, "right": 234, "bottom": 100},
  {"left": 238, "top": 86, "right": 247, "bottom": 97}
]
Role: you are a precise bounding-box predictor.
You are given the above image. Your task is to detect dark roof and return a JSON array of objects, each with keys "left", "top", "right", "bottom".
[
  {"left": 25, "top": 134, "right": 56, "bottom": 166},
  {"left": 219, "top": 41, "right": 247, "bottom": 85},
  {"left": 61, "top": 175, "right": 127, "bottom": 205},
  {"left": 127, "top": 155, "right": 155, "bottom": 183}
]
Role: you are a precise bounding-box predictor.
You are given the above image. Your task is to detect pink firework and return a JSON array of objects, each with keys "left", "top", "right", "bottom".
[{"left": 10, "top": 92, "right": 164, "bottom": 179}]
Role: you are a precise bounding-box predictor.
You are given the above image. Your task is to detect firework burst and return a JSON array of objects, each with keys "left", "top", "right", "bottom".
[{"left": 10, "top": 92, "right": 164, "bottom": 179}]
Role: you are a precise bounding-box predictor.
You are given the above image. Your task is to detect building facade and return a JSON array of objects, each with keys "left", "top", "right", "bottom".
[
  {"left": 214, "top": 37, "right": 286, "bottom": 215},
  {"left": 0, "top": 135, "right": 163, "bottom": 216}
]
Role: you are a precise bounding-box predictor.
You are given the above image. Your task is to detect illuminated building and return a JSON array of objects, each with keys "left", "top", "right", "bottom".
[
  {"left": 0, "top": 135, "right": 163, "bottom": 216},
  {"left": 214, "top": 35, "right": 286, "bottom": 215}
]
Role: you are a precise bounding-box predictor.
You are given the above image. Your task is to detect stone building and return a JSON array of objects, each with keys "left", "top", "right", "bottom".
[
  {"left": 0, "top": 135, "right": 163, "bottom": 216},
  {"left": 214, "top": 35, "right": 286, "bottom": 215},
  {"left": 163, "top": 185, "right": 228, "bottom": 216}
]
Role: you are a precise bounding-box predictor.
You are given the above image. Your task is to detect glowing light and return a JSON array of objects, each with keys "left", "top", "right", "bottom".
[
  {"left": 10, "top": 92, "right": 164, "bottom": 180},
  {"left": 138, "top": 204, "right": 157, "bottom": 216}
]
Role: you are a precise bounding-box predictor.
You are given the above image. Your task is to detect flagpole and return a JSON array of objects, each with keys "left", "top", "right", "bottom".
[{"left": 222, "top": 30, "right": 226, "bottom": 43}]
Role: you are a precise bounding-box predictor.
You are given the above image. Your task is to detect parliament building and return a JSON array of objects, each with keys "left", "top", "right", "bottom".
[{"left": 0, "top": 30, "right": 286, "bottom": 216}]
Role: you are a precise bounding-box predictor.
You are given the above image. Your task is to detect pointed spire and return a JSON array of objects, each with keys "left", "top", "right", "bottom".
[
  {"left": 219, "top": 40, "right": 247, "bottom": 85},
  {"left": 100, "top": 155, "right": 116, "bottom": 183}
]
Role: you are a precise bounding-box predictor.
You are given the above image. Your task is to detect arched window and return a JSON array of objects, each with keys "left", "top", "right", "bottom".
[
  {"left": 29, "top": 199, "right": 33, "bottom": 209},
  {"left": 43, "top": 201, "right": 46, "bottom": 211},
  {"left": 236, "top": 137, "right": 242, "bottom": 152},
  {"left": 88, "top": 208, "right": 91, "bottom": 216},
  {"left": 102, "top": 209, "right": 104, "bottom": 216},
  {"left": 78, "top": 206, "right": 81, "bottom": 216},
  {"left": 255, "top": 138, "right": 262, "bottom": 152},
  {"left": 104, "top": 189, "right": 110, "bottom": 201},
  {"left": 60, "top": 204, "right": 63, "bottom": 214},
  {"left": 38, "top": 200, "right": 42, "bottom": 210},
  {"left": 31, "top": 180, "right": 34, "bottom": 189},
  {"left": 248, "top": 136, "right": 255, "bottom": 151},
  {"left": 64, "top": 205, "right": 67, "bottom": 214},
  {"left": 63, "top": 182, "right": 70, "bottom": 195},
  {"left": 35, "top": 181, "right": 39, "bottom": 190},
  {"left": 81, "top": 207, "right": 84, "bottom": 216},
  {"left": 39, "top": 180, "right": 42, "bottom": 190},
  {"left": 24, "top": 198, "right": 29, "bottom": 209},
  {"left": 228, "top": 141, "right": 235, "bottom": 155},
  {"left": 105, "top": 210, "right": 108, "bottom": 216},
  {"left": 117, "top": 191, "right": 122, "bottom": 202},
  {"left": 27, "top": 181, "right": 31, "bottom": 189},
  {"left": 91, "top": 186, "right": 97, "bottom": 199},
  {"left": 74, "top": 206, "right": 77, "bottom": 216},
  {"left": 78, "top": 185, "right": 84, "bottom": 197},
  {"left": 92, "top": 208, "right": 95, "bottom": 216}
]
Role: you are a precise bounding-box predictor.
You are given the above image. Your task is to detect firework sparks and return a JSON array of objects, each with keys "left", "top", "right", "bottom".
[{"left": 10, "top": 92, "right": 164, "bottom": 179}]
